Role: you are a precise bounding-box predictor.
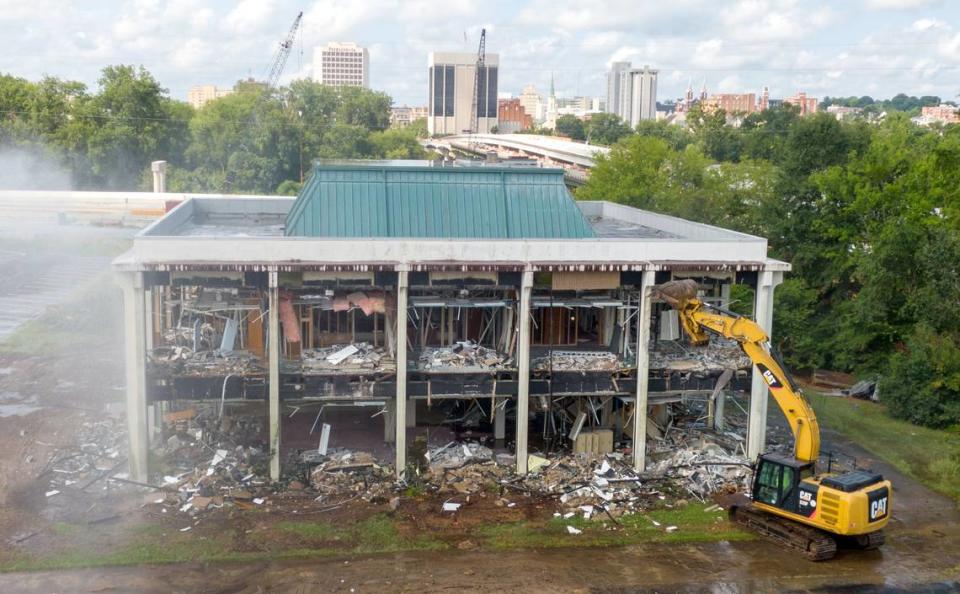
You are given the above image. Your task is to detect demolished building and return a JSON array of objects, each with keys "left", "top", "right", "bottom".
[{"left": 113, "top": 161, "right": 789, "bottom": 483}]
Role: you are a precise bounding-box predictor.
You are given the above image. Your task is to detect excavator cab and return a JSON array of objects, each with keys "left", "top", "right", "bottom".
[{"left": 752, "top": 454, "right": 815, "bottom": 514}]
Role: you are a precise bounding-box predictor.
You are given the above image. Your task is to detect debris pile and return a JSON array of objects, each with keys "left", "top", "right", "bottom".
[
  {"left": 418, "top": 341, "right": 510, "bottom": 371},
  {"left": 155, "top": 412, "right": 273, "bottom": 514},
  {"left": 156, "top": 444, "right": 271, "bottom": 514},
  {"left": 300, "top": 342, "right": 393, "bottom": 373},
  {"left": 41, "top": 414, "right": 128, "bottom": 501},
  {"left": 308, "top": 450, "right": 394, "bottom": 503},
  {"left": 646, "top": 447, "right": 751, "bottom": 500},
  {"left": 532, "top": 350, "right": 621, "bottom": 372},
  {"left": 148, "top": 348, "right": 265, "bottom": 377},
  {"left": 649, "top": 338, "right": 751, "bottom": 375},
  {"left": 428, "top": 441, "right": 493, "bottom": 470}
]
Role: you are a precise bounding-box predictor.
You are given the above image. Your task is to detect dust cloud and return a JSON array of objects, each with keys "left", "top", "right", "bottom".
[{"left": 0, "top": 145, "right": 73, "bottom": 190}]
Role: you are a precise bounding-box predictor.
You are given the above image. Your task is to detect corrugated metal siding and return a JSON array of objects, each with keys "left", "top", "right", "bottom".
[{"left": 284, "top": 165, "right": 595, "bottom": 239}]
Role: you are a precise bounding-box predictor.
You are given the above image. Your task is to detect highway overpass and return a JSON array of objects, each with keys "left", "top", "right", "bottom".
[{"left": 424, "top": 133, "right": 610, "bottom": 184}]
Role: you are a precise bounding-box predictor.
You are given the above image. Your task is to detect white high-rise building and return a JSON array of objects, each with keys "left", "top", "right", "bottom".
[
  {"left": 427, "top": 52, "right": 499, "bottom": 135},
  {"left": 313, "top": 42, "right": 369, "bottom": 88},
  {"left": 606, "top": 63, "right": 658, "bottom": 127}
]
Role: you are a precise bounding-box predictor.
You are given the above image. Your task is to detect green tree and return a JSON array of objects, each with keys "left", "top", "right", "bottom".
[
  {"left": 369, "top": 127, "right": 427, "bottom": 159},
  {"left": 555, "top": 114, "right": 586, "bottom": 141},
  {"left": 336, "top": 86, "right": 391, "bottom": 131},
  {"left": 881, "top": 325, "right": 960, "bottom": 428},
  {"left": 576, "top": 135, "right": 671, "bottom": 206},
  {"left": 585, "top": 113, "right": 632, "bottom": 145},
  {"left": 687, "top": 105, "right": 742, "bottom": 162},
  {"left": 634, "top": 119, "right": 693, "bottom": 151},
  {"left": 78, "top": 65, "right": 187, "bottom": 189}
]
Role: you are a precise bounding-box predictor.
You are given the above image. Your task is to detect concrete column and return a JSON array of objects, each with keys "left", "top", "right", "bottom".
[
  {"left": 151, "top": 161, "right": 167, "bottom": 193},
  {"left": 384, "top": 400, "right": 396, "bottom": 442},
  {"left": 119, "top": 272, "right": 149, "bottom": 482},
  {"left": 515, "top": 269, "right": 533, "bottom": 474},
  {"left": 144, "top": 287, "right": 154, "bottom": 351},
  {"left": 710, "top": 368, "right": 733, "bottom": 432},
  {"left": 268, "top": 272, "right": 281, "bottom": 481},
  {"left": 747, "top": 270, "right": 784, "bottom": 460},
  {"left": 715, "top": 390, "right": 726, "bottom": 431},
  {"left": 632, "top": 270, "right": 656, "bottom": 471},
  {"left": 494, "top": 398, "right": 506, "bottom": 440},
  {"left": 405, "top": 400, "right": 416, "bottom": 428},
  {"left": 394, "top": 269, "right": 409, "bottom": 478},
  {"left": 720, "top": 282, "right": 732, "bottom": 309}
]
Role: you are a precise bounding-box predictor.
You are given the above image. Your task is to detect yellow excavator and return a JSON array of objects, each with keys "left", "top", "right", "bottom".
[{"left": 653, "top": 280, "right": 891, "bottom": 561}]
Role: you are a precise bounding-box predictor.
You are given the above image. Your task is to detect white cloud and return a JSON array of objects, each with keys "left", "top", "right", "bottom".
[
  {"left": 225, "top": 0, "right": 278, "bottom": 34},
  {"left": 0, "top": 0, "right": 958, "bottom": 107},
  {"left": 910, "top": 18, "right": 945, "bottom": 31},
  {"left": 863, "top": 0, "right": 940, "bottom": 9}
]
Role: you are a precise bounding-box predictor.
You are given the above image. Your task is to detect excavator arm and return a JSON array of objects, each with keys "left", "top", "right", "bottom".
[{"left": 653, "top": 280, "right": 821, "bottom": 463}]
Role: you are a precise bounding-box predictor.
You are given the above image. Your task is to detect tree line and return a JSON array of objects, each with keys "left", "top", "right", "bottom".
[
  {"left": 0, "top": 65, "right": 426, "bottom": 194},
  {"left": 579, "top": 105, "right": 960, "bottom": 429}
]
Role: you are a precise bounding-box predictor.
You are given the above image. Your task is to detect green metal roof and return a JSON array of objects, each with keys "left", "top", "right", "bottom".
[{"left": 284, "top": 163, "right": 596, "bottom": 239}]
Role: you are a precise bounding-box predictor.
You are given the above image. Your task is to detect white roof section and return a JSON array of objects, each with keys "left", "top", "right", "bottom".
[
  {"left": 114, "top": 195, "right": 789, "bottom": 274},
  {"left": 428, "top": 52, "right": 500, "bottom": 67}
]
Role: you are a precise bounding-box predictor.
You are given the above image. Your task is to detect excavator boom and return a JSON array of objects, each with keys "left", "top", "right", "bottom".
[{"left": 653, "top": 280, "right": 821, "bottom": 462}]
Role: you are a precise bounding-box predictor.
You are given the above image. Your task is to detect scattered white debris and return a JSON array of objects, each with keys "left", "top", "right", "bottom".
[
  {"left": 442, "top": 502, "right": 462, "bottom": 512},
  {"left": 45, "top": 490, "right": 60, "bottom": 497},
  {"left": 566, "top": 525, "right": 582, "bottom": 535}
]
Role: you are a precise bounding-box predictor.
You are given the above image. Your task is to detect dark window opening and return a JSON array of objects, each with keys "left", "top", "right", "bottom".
[{"left": 444, "top": 65, "right": 455, "bottom": 116}]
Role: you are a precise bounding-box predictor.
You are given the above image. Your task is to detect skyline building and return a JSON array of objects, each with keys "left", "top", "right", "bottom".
[
  {"left": 313, "top": 42, "right": 369, "bottom": 88},
  {"left": 606, "top": 63, "right": 658, "bottom": 127},
  {"left": 186, "top": 85, "right": 232, "bottom": 109},
  {"left": 427, "top": 52, "right": 500, "bottom": 135}
]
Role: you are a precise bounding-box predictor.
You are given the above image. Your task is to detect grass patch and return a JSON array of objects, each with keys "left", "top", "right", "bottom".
[
  {"left": 49, "top": 522, "right": 82, "bottom": 537},
  {"left": 353, "top": 513, "right": 446, "bottom": 553},
  {"left": 810, "top": 393, "right": 960, "bottom": 501},
  {"left": 276, "top": 520, "right": 339, "bottom": 540},
  {"left": 1, "top": 507, "right": 746, "bottom": 572},
  {"left": 476, "top": 503, "right": 751, "bottom": 550}
]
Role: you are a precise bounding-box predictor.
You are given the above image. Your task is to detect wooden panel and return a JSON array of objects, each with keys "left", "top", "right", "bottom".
[
  {"left": 247, "top": 304, "right": 265, "bottom": 358},
  {"left": 552, "top": 271, "right": 620, "bottom": 291}
]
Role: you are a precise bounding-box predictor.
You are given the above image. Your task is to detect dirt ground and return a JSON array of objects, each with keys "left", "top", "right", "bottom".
[{"left": 0, "top": 224, "right": 959, "bottom": 592}]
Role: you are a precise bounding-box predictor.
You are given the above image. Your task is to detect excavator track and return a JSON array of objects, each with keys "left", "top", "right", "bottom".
[
  {"left": 851, "top": 529, "right": 885, "bottom": 550},
  {"left": 730, "top": 504, "right": 837, "bottom": 561}
]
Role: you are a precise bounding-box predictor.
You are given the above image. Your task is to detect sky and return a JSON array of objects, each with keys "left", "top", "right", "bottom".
[{"left": 1, "top": 0, "right": 959, "bottom": 107}]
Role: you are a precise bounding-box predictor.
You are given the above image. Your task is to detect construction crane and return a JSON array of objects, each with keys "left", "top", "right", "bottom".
[
  {"left": 265, "top": 11, "right": 303, "bottom": 90},
  {"left": 468, "top": 28, "right": 486, "bottom": 135},
  {"left": 223, "top": 11, "right": 302, "bottom": 192}
]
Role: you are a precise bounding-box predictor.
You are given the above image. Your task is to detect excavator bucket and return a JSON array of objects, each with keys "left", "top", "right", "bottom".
[{"left": 651, "top": 279, "right": 700, "bottom": 309}]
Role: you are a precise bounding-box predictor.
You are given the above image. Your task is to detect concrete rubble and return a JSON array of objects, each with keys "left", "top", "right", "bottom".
[
  {"left": 151, "top": 412, "right": 273, "bottom": 515},
  {"left": 532, "top": 350, "right": 622, "bottom": 372},
  {"left": 308, "top": 450, "right": 394, "bottom": 503},
  {"left": 148, "top": 347, "right": 265, "bottom": 376},
  {"left": 648, "top": 338, "right": 751, "bottom": 375},
  {"left": 418, "top": 341, "right": 510, "bottom": 371},
  {"left": 299, "top": 342, "right": 393, "bottom": 374},
  {"left": 41, "top": 413, "right": 128, "bottom": 501}
]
